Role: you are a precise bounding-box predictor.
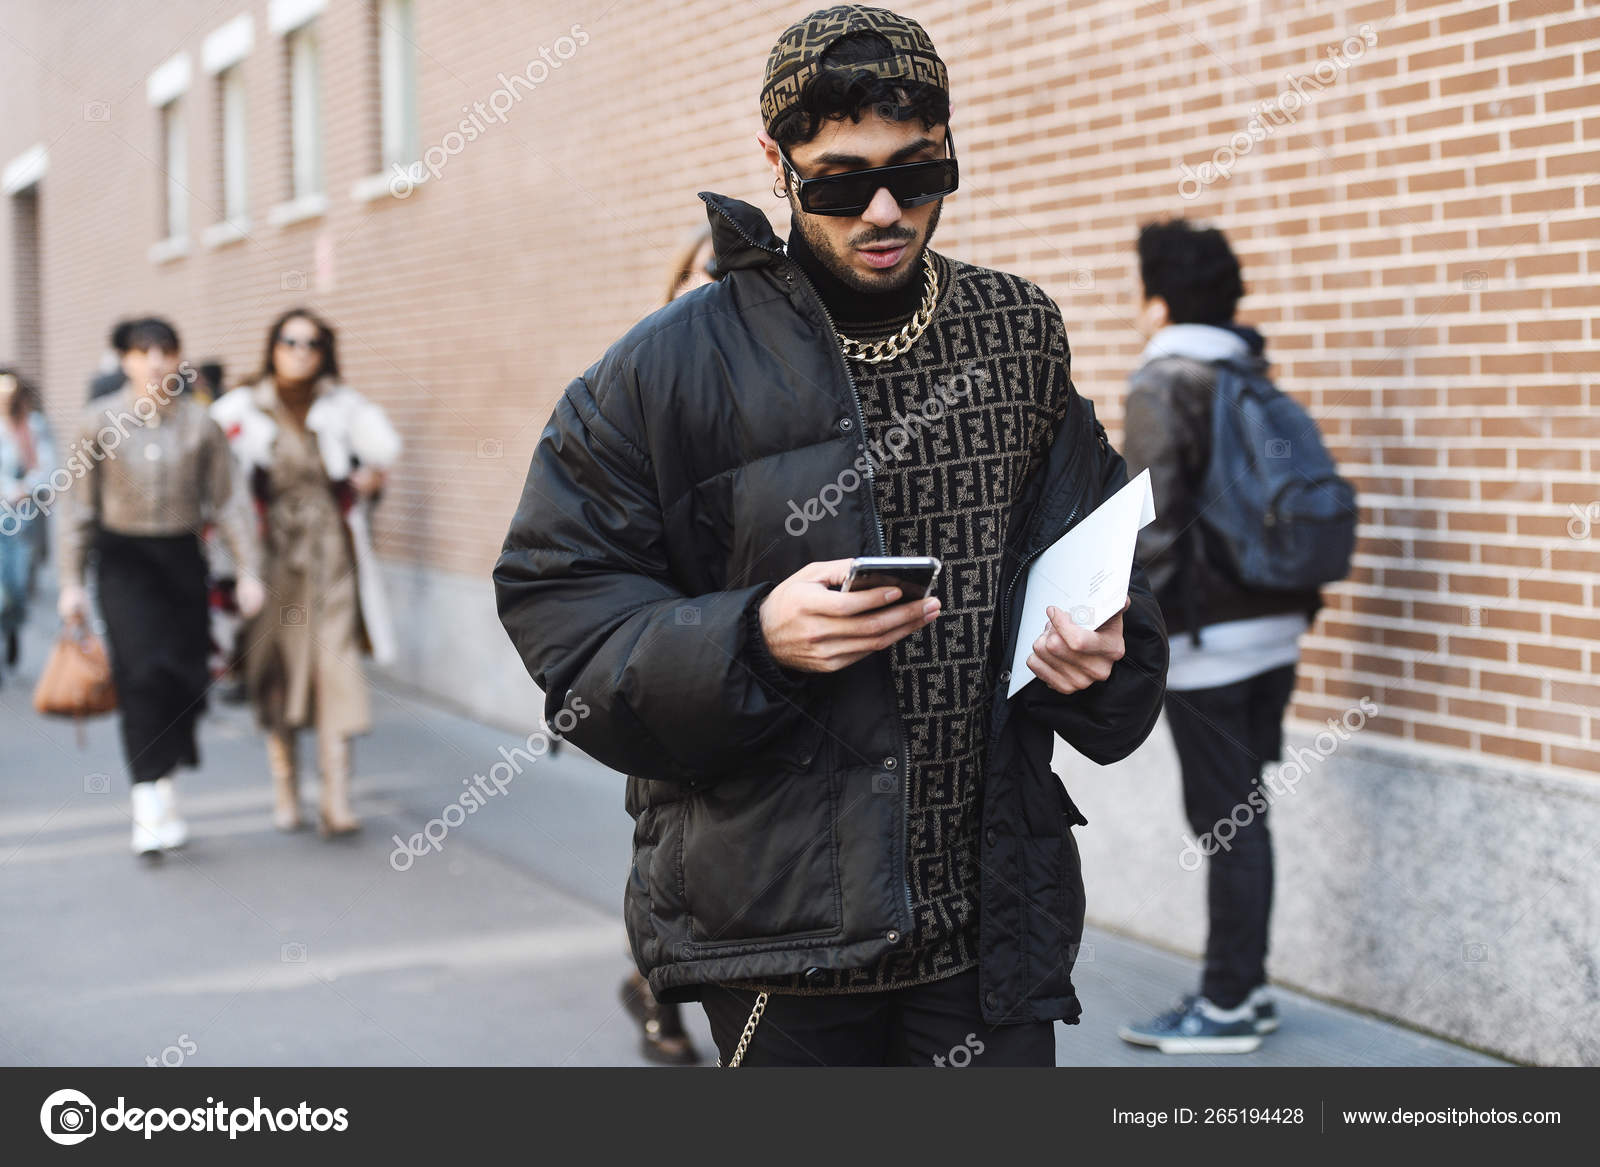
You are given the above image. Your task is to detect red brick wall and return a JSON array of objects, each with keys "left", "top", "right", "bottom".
[{"left": 1, "top": 0, "right": 1595, "bottom": 774}]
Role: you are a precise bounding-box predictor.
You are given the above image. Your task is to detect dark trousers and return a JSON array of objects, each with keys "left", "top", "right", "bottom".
[
  {"left": 1162, "top": 663, "right": 1297, "bottom": 1010},
  {"left": 701, "top": 967, "right": 1055, "bottom": 1067}
]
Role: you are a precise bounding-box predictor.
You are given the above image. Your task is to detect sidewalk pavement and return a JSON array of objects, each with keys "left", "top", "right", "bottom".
[{"left": 0, "top": 613, "right": 1501, "bottom": 1067}]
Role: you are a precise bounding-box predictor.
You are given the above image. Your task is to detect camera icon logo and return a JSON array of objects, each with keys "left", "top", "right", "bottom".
[
  {"left": 40, "top": 1088, "right": 97, "bottom": 1145},
  {"left": 675, "top": 605, "right": 701, "bottom": 626},
  {"left": 281, "top": 270, "right": 309, "bottom": 291},
  {"left": 83, "top": 102, "right": 111, "bottom": 122},
  {"left": 84, "top": 773, "right": 110, "bottom": 794},
  {"left": 281, "top": 605, "right": 307, "bottom": 626},
  {"left": 477, "top": 437, "right": 504, "bottom": 459},
  {"left": 1265, "top": 438, "right": 1292, "bottom": 459},
  {"left": 281, "top": 941, "right": 308, "bottom": 963},
  {"left": 872, "top": 773, "right": 896, "bottom": 794},
  {"left": 1069, "top": 605, "right": 1095, "bottom": 628},
  {"left": 1462, "top": 942, "right": 1489, "bottom": 963}
]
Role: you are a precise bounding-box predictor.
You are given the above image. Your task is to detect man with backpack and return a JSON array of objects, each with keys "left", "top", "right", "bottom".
[{"left": 1116, "top": 220, "right": 1354, "bottom": 1053}]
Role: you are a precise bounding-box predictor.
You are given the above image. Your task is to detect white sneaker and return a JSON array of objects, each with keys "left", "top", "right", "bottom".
[
  {"left": 152, "top": 777, "right": 189, "bottom": 850},
  {"left": 130, "top": 783, "right": 164, "bottom": 855}
]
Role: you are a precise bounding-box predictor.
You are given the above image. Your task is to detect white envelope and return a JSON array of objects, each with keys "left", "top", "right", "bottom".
[{"left": 1007, "top": 468, "right": 1157, "bottom": 698}]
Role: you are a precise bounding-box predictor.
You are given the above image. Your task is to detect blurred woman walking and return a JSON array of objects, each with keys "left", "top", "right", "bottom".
[
  {"left": 56, "top": 318, "right": 264, "bottom": 856},
  {"left": 0, "top": 368, "right": 55, "bottom": 682},
  {"left": 212, "top": 308, "right": 401, "bottom": 836}
]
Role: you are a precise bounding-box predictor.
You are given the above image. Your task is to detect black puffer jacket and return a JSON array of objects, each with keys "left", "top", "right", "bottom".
[{"left": 494, "top": 192, "right": 1168, "bottom": 1025}]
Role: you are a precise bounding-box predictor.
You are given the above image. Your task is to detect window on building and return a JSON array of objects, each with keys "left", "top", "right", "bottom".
[
  {"left": 378, "top": 0, "right": 419, "bottom": 170},
  {"left": 217, "top": 66, "right": 248, "bottom": 222},
  {"left": 288, "top": 23, "right": 322, "bottom": 199},
  {"left": 160, "top": 100, "right": 188, "bottom": 241}
]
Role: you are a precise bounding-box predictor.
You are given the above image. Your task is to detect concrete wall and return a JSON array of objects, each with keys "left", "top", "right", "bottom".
[{"left": 1059, "top": 715, "right": 1600, "bottom": 1065}]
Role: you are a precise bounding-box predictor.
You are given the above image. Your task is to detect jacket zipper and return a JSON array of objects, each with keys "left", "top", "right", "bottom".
[
  {"left": 706, "top": 202, "right": 913, "bottom": 935},
  {"left": 985, "top": 407, "right": 1092, "bottom": 780}
]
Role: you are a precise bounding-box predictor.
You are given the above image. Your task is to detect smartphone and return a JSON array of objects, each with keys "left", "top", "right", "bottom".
[{"left": 841, "top": 556, "right": 943, "bottom": 603}]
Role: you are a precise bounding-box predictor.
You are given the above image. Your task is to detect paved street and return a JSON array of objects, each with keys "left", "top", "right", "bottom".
[{"left": 0, "top": 614, "right": 1501, "bottom": 1067}]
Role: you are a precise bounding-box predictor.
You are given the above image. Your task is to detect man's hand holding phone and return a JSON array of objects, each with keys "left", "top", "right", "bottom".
[{"left": 759, "top": 558, "right": 940, "bottom": 674}]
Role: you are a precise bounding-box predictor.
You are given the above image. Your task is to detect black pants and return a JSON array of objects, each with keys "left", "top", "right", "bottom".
[
  {"left": 1162, "top": 663, "right": 1297, "bottom": 1010},
  {"left": 95, "top": 530, "right": 211, "bottom": 784},
  {"left": 701, "top": 967, "right": 1055, "bottom": 1067}
]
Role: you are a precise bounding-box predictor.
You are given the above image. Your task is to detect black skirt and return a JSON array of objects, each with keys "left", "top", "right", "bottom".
[{"left": 94, "top": 530, "right": 210, "bottom": 783}]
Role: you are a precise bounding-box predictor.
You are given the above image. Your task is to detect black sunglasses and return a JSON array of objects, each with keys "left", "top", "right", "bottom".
[
  {"left": 779, "top": 129, "right": 959, "bottom": 217},
  {"left": 276, "top": 335, "right": 324, "bottom": 351}
]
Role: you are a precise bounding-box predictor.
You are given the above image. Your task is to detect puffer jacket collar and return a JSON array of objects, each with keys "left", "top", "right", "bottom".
[{"left": 699, "top": 191, "right": 788, "bottom": 272}]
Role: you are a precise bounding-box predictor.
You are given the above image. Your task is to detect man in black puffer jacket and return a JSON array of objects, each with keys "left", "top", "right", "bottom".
[{"left": 494, "top": 5, "right": 1168, "bottom": 1067}]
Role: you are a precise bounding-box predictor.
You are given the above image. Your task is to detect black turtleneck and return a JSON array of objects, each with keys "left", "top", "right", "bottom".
[{"left": 785, "top": 225, "right": 925, "bottom": 329}]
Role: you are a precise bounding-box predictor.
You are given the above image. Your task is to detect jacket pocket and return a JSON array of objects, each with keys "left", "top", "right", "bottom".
[{"left": 680, "top": 768, "right": 842, "bottom": 947}]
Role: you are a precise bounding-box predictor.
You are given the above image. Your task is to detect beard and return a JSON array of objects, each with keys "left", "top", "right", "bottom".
[{"left": 790, "top": 199, "right": 943, "bottom": 295}]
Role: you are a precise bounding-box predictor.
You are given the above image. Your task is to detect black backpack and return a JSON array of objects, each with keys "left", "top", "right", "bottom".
[{"left": 1195, "top": 358, "right": 1357, "bottom": 592}]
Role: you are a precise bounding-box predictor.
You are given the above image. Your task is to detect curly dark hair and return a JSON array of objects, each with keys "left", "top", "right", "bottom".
[
  {"left": 1137, "top": 219, "right": 1246, "bottom": 326},
  {"left": 769, "top": 30, "right": 950, "bottom": 149}
]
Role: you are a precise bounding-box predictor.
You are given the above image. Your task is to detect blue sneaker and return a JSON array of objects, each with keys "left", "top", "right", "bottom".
[
  {"left": 1117, "top": 994, "right": 1263, "bottom": 1054},
  {"left": 1248, "top": 985, "right": 1278, "bottom": 1034}
]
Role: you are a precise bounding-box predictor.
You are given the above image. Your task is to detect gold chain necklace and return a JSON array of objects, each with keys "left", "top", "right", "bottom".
[{"left": 837, "top": 251, "right": 940, "bottom": 364}]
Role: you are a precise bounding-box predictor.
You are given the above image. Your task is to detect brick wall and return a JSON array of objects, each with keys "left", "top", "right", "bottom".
[{"left": 1, "top": 0, "right": 1596, "bottom": 776}]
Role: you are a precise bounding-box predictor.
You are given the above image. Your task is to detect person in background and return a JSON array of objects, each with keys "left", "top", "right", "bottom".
[
  {"left": 193, "top": 360, "right": 224, "bottom": 407},
  {"left": 57, "top": 318, "right": 265, "bottom": 857},
  {"left": 1116, "top": 220, "right": 1322, "bottom": 1054},
  {"left": 87, "top": 321, "right": 132, "bottom": 401},
  {"left": 0, "top": 367, "right": 56, "bottom": 680},
  {"left": 190, "top": 358, "right": 248, "bottom": 703},
  {"left": 615, "top": 225, "right": 721, "bottom": 1066},
  {"left": 212, "top": 309, "right": 401, "bottom": 836}
]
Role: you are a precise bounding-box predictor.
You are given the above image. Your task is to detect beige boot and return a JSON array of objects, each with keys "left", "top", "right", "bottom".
[
  {"left": 317, "top": 733, "right": 360, "bottom": 837},
  {"left": 267, "top": 731, "right": 303, "bottom": 831}
]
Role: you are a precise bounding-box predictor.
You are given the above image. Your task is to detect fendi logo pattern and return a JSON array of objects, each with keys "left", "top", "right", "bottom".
[
  {"left": 760, "top": 5, "right": 949, "bottom": 132},
  {"left": 749, "top": 253, "right": 1077, "bottom": 994}
]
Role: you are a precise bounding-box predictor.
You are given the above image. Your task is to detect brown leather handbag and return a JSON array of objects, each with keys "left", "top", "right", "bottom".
[{"left": 33, "top": 624, "right": 118, "bottom": 718}]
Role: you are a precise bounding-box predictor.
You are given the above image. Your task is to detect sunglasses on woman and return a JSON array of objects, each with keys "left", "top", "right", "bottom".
[
  {"left": 779, "top": 129, "right": 959, "bottom": 217},
  {"left": 276, "top": 335, "right": 324, "bottom": 351}
]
